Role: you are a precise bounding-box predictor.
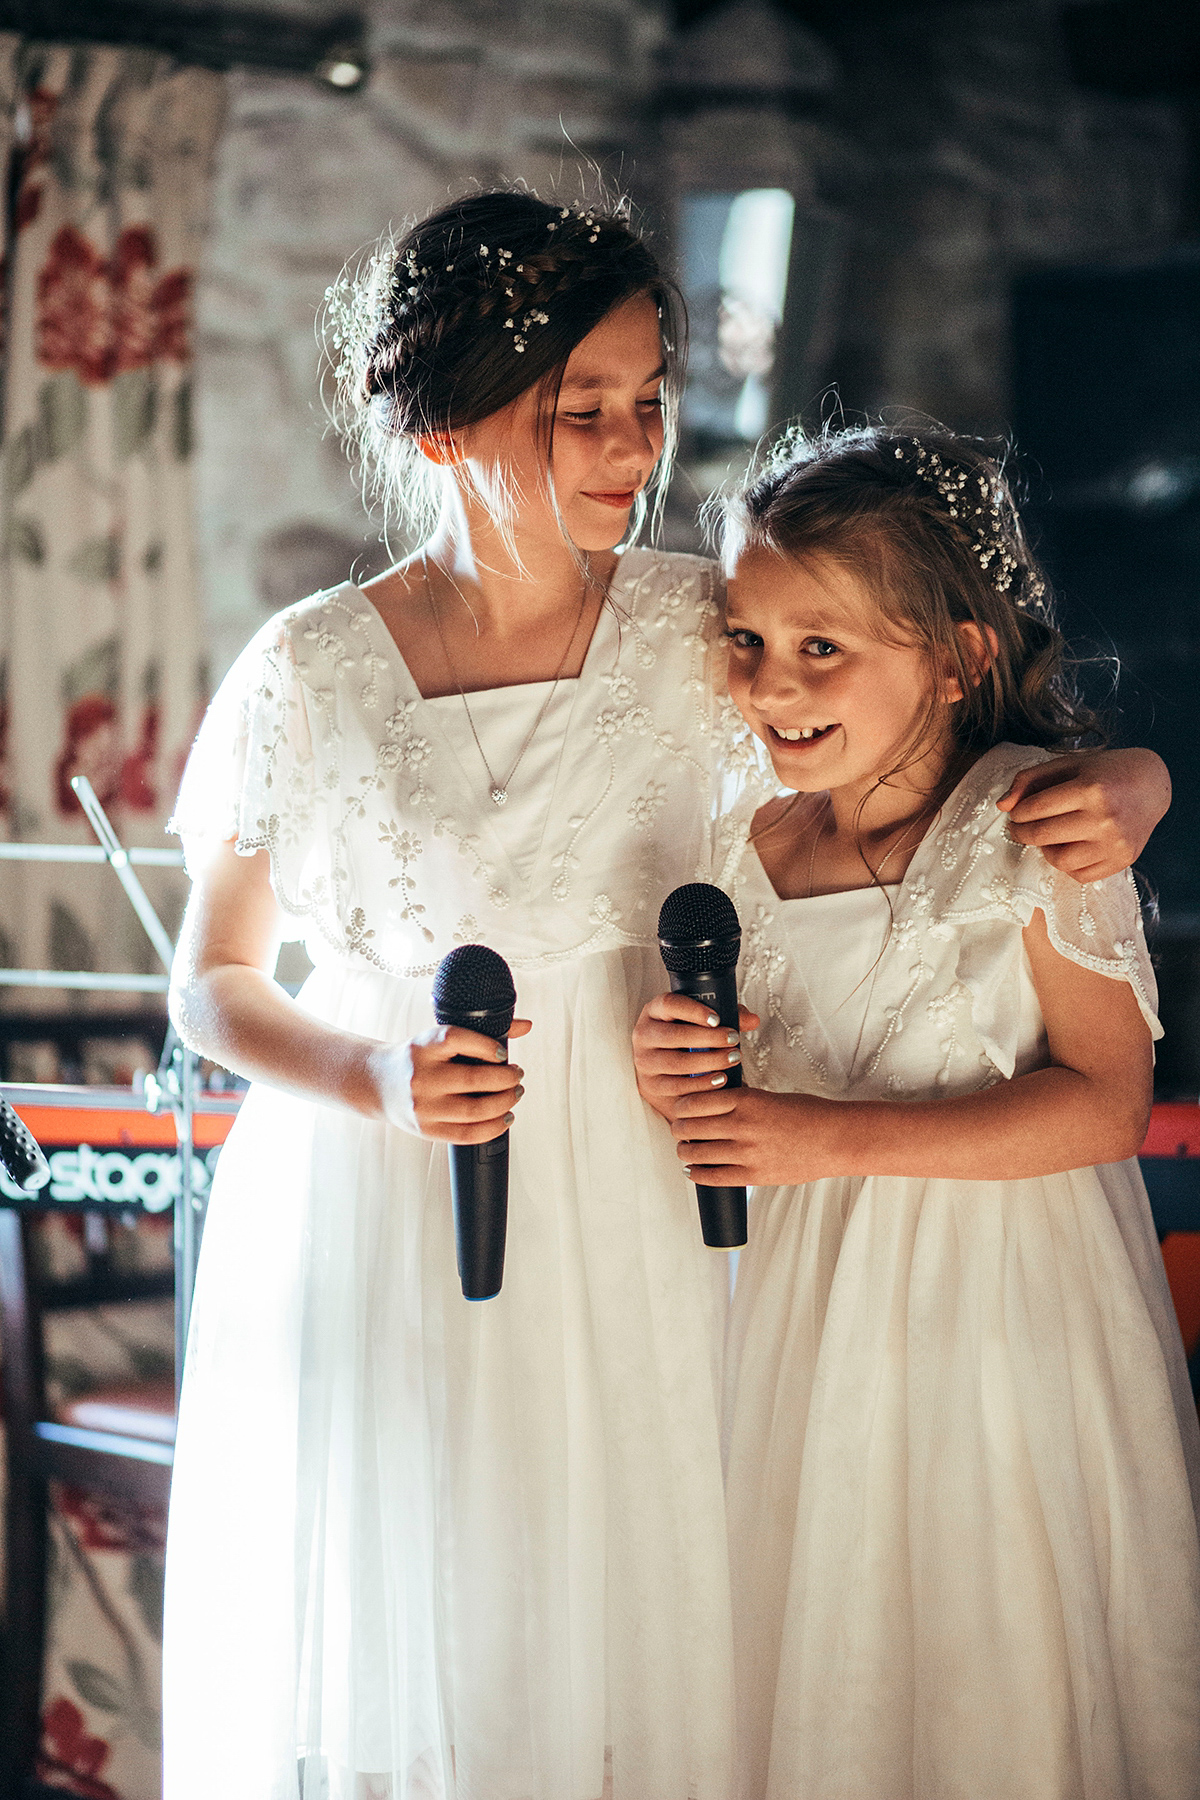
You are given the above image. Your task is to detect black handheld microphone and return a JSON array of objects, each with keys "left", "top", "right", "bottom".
[
  {"left": 432, "top": 944, "right": 517, "bottom": 1301},
  {"left": 658, "top": 883, "right": 747, "bottom": 1250},
  {"left": 0, "top": 1094, "right": 49, "bottom": 1192}
]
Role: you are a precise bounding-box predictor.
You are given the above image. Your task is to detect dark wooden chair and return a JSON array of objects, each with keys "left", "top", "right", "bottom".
[{"left": 0, "top": 1205, "right": 175, "bottom": 1795}]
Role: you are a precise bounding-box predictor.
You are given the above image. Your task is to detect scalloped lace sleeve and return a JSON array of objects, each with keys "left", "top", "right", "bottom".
[
  {"left": 930, "top": 745, "right": 1161, "bottom": 1077},
  {"left": 167, "top": 611, "right": 316, "bottom": 895}
]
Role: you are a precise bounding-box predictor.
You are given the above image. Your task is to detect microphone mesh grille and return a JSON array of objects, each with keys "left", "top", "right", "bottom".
[
  {"left": 432, "top": 944, "right": 516, "bottom": 1025},
  {"left": 657, "top": 883, "right": 741, "bottom": 973}
]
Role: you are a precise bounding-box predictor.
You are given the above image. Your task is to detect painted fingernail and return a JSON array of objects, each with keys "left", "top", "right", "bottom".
[
  {"left": 711, "top": 1073, "right": 726, "bottom": 1086},
  {"left": 513, "top": 1085, "right": 525, "bottom": 1099},
  {"left": 725, "top": 1031, "right": 739, "bottom": 1046},
  {"left": 707, "top": 1013, "right": 719, "bottom": 1027},
  {"left": 727, "top": 1050, "right": 741, "bottom": 1065},
  {"left": 495, "top": 1046, "right": 507, "bottom": 1060},
  {"left": 503, "top": 1112, "right": 515, "bottom": 1125}
]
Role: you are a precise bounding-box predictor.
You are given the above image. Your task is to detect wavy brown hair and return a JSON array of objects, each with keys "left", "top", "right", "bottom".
[
  {"left": 324, "top": 190, "right": 686, "bottom": 548},
  {"left": 715, "top": 421, "right": 1105, "bottom": 775}
]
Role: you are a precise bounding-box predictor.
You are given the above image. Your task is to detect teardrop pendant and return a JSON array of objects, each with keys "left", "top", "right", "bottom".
[{"left": 490, "top": 786, "right": 508, "bottom": 807}]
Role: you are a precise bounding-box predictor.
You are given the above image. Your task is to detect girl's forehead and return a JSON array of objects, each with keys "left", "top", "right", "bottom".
[
  {"left": 727, "top": 547, "right": 877, "bottom": 629},
  {"left": 559, "top": 293, "right": 663, "bottom": 390}
]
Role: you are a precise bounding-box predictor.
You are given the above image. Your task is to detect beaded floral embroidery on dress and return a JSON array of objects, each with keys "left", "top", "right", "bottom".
[
  {"left": 171, "top": 550, "right": 753, "bottom": 980},
  {"left": 718, "top": 742, "right": 1159, "bottom": 1102}
]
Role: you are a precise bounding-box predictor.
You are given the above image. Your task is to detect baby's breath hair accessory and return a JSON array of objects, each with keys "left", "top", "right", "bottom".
[
  {"left": 323, "top": 240, "right": 395, "bottom": 404},
  {"left": 895, "top": 439, "right": 1048, "bottom": 616},
  {"left": 477, "top": 206, "right": 613, "bottom": 351}
]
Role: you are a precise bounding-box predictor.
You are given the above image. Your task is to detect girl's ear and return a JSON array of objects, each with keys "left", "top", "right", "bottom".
[
  {"left": 942, "top": 620, "right": 999, "bottom": 703},
  {"left": 415, "top": 433, "right": 463, "bottom": 467}
]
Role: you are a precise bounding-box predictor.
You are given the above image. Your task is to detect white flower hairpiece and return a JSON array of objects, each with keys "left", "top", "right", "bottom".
[
  {"left": 476, "top": 207, "right": 607, "bottom": 349},
  {"left": 325, "top": 206, "right": 618, "bottom": 391},
  {"left": 896, "top": 440, "right": 1047, "bottom": 616}
]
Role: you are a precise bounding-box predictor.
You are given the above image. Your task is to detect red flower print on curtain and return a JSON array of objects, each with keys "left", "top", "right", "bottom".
[
  {"left": 35, "top": 221, "right": 192, "bottom": 823},
  {"left": 53, "top": 694, "right": 122, "bottom": 816},
  {"left": 13, "top": 85, "right": 59, "bottom": 233},
  {"left": 0, "top": 41, "right": 223, "bottom": 1015},
  {"left": 119, "top": 695, "right": 161, "bottom": 812},
  {"left": 36, "top": 1697, "right": 121, "bottom": 1800},
  {"left": 36, "top": 224, "right": 193, "bottom": 387},
  {"left": 53, "top": 1483, "right": 168, "bottom": 1556}
]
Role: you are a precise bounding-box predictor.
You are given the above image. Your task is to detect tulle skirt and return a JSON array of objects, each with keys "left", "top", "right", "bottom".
[
  {"left": 724, "top": 1161, "right": 1200, "bottom": 1800},
  {"left": 163, "top": 948, "right": 734, "bottom": 1800}
]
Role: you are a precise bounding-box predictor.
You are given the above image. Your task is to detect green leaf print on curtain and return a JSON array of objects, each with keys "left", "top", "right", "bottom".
[
  {"left": 37, "top": 372, "right": 88, "bottom": 462},
  {"left": 0, "top": 42, "right": 224, "bottom": 1005}
]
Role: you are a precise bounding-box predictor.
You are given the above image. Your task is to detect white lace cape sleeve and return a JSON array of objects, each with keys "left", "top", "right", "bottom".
[
  {"left": 167, "top": 609, "right": 317, "bottom": 925},
  {"left": 930, "top": 744, "right": 1161, "bottom": 1078}
]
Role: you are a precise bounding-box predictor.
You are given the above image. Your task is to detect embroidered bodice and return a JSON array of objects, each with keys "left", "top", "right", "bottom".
[
  {"left": 171, "top": 549, "right": 757, "bottom": 977},
  {"left": 714, "top": 742, "right": 1160, "bottom": 1101}
]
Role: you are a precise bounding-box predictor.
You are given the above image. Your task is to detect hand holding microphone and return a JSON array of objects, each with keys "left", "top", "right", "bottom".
[
  {"left": 651, "top": 883, "right": 754, "bottom": 1250},
  {"left": 431, "top": 945, "right": 521, "bottom": 1301}
]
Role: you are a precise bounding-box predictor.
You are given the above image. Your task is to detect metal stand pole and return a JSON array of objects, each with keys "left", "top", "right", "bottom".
[
  {"left": 66, "top": 777, "right": 201, "bottom": 1397},
  {"left": 69, "top": 777, "right": 176, "bottom": 974},
  {"left": 172, "top": 1043, "right": 200, "bottom": 1397}
]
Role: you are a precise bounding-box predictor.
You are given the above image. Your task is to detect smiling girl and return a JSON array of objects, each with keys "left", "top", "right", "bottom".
[
  {"left": 162, "top": 192, "right": 1170, "bottom": 1800},
  {"left": 634, "top": 423, "right": 1200, "bottom": 1800}
]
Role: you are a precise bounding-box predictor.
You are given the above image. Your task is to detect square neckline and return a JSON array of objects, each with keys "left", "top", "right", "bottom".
[
  {"left": 747, "top": 747, "right": 1002, "bottom": 911},
  {"left": 332, "top": 547, "right": 662, "bottom": 895},
  {"left": 345, "top": 546, "right": 652, "bottom": 705}
]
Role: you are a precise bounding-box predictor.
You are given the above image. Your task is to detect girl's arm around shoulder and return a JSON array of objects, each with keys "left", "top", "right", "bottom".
[
  {"left": 998, "top": 746, "right": 1170, "bottom": 882},
  {"left": 656, "top": 907, "right": 1153, "bottom": 1187},
  {"left": 170, "top": 837, "right": 528, "bottom": 1142}
]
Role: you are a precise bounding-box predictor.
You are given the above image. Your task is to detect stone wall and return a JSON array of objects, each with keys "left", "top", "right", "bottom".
[
  {"left": 659, "top": 0, "right": 1185, "bottom": 436},
  {"left": 193, "top": 0, "right": 1188, "bottom": 671},
  {"left": 814, "top": 1, "right": 1186, "bottom": 436},
  {"left": 194, "top": 0, "right": 669, "bottom": 679}
]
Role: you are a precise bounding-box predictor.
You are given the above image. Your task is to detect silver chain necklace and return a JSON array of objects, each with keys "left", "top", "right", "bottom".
[
  {"left": 803, "top": 793, "right": 935, "bottom": 897},
  {"left": 422, "top": 556, "right": 590, "bottom": 808}
]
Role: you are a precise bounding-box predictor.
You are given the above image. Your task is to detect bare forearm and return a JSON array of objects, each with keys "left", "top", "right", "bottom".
[
  {"left": 826, "top": 1062, "right": 1150, "bottom": 1181},
  {"left": 662, "top": 912, "right": 1154, "bottom": 1189},
  {"left": 171, "top": 841, "right": 526, "bottom": 1139},
  {"left": 170, "top": 963, "right": 385, "bottom": 1117}
]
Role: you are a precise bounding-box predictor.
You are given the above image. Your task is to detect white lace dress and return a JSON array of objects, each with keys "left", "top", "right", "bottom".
[
  {"left": 162, "top": 550, "right": 754, "bottom": 1800},
  {"left": 716, "top": 743, "right": 1200, "bottom": 1800}
]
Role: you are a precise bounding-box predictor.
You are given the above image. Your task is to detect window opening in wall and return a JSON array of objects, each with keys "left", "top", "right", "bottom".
[{"left": 679, "top": 188, "right": 796, "bottom": 447}]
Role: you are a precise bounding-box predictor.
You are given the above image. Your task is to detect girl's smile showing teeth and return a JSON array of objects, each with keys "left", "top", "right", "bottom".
[{"left": 769, "top": 723, "right": 836, "bottom": 744}]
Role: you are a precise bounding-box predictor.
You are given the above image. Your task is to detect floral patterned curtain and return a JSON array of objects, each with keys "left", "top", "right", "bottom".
[
  {"left": 0, "top": 41, "right": 224, "bottom": 984},
  {"left": 0, "top": 41, "right": 224, "bottom": 1800}
]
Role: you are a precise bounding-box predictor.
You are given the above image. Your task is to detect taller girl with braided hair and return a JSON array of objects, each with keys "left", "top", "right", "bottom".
[{"left": 164, "top": 193, "right": 1167, "bottom": 1800}]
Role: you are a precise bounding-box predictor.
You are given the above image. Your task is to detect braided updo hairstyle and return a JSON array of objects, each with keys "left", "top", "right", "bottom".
[
  {"left": 326, "top": 190, "right": 685, "bottom": 545},
  {"left": 714, "top": 421, "right": 1104, "bottom": 760}
]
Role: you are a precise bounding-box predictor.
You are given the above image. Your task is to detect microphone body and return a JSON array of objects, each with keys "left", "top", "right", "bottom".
[
  {"left": 658, "top": 884, "right": 748, "bottom": 1250},
  {"left": 448, "top": 1137, "right": 508, "bottom": 1301},
  {"left": 432, "top": 945, "right": 517, "bottom": 1301}
]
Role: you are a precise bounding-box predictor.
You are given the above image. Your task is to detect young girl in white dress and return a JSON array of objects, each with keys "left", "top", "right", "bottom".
[
  {"left": 634, "top": 424, "right": 1200, "bottom": 1800},
  {"left": 163, "top": 188, "right": 1169, "bottom": 1800}
]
